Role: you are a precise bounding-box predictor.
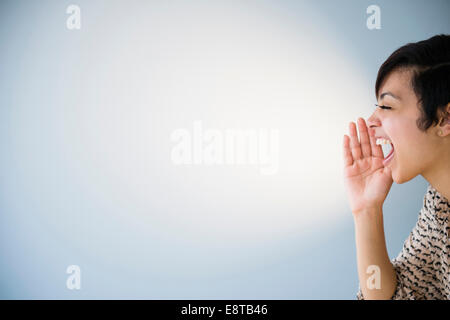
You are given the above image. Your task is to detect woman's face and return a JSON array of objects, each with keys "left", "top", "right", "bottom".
[{"left": 367, "top": 68, "right": 444, "bottom": 184}]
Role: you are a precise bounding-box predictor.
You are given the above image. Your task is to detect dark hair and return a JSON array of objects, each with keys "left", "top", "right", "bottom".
[{"left": 375, "top": 34, "right": 450, "bottom": 131}]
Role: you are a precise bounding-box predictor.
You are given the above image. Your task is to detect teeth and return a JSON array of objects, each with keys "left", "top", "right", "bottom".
[
  {"left": 375, "top": 138, "right": 394, "bottom": 158},
  {"left": 376, "top": 138, "right": 392, "bottom": 145}
]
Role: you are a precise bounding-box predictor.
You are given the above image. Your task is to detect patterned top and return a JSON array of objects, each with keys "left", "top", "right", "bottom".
[{"left": 357, "top": 184, "right": 450, "bottom": 300}]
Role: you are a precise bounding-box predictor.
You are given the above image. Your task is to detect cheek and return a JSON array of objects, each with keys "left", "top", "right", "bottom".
[
  {"left": 386, "top": 118, "right": 425, "bottom": 152},
  {"left": 389, "top": 118, "right": 436, "bottom": 175}
]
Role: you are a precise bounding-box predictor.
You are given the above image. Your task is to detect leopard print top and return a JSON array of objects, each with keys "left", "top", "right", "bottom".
[{"left": 357, "top": 184, "right": 450, "bottom": 300}]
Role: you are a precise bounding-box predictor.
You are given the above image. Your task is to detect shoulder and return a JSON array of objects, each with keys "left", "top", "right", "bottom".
[
  {"left": 423, "top": 184, "right": 450, "bottom": 229},
  {"left": 415, "top": 185, "right": 450, "bottom": 259}
]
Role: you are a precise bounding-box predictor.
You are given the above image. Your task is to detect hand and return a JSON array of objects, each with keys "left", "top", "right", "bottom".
[{"left": 343, "top": 118, "right": 393, "bottom": 216}]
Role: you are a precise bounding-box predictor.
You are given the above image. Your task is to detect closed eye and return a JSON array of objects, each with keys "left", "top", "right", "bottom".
[{"left": 375, "top": 104, "right": 392, "bottom": 110}]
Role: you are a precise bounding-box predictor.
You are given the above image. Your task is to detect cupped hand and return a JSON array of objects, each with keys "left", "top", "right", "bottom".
[{"left": 343, "top": 118, "right": 393, "bottom": 215}]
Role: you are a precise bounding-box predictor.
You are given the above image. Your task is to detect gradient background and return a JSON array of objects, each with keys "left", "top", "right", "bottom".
[{"left": 0, "top": 0, "right": 449, "bottom": 299}]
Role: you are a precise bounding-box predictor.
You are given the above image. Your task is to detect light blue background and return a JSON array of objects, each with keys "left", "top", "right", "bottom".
[{"left": 0, "top": 0, "right": 449, "bottom": 299}]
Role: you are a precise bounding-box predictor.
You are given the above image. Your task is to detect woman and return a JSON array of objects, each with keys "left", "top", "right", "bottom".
[{"left": 343, "top": 34, "right": 450, "bottom": 300}]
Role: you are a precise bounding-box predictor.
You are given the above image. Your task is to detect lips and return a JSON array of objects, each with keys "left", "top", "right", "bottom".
[{"left": 382, "top": 145, "right": 395, "bottom": 165}]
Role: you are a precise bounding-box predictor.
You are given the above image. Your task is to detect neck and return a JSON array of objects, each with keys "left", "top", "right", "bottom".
[{"left": 422, "top": 145, "right": 450, "bottom": 202}]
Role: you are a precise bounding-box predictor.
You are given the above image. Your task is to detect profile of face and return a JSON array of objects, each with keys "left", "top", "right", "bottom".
[{"left": 367, "top": 68, "right": 448, "bottom": 184}]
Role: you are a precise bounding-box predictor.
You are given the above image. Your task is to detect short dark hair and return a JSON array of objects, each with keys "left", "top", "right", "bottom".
[{"left": 375, "top": 34, "right": 450, "bottom": 131}]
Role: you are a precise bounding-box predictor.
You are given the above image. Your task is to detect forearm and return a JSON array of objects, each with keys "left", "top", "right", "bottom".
[{"left": 353, "top": 207, "right": 397, "bottom": 300}]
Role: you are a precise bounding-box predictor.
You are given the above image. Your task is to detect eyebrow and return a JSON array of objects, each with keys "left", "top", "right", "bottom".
[{"left": 379, "top": 91, "right": 400, "bottom": 101}]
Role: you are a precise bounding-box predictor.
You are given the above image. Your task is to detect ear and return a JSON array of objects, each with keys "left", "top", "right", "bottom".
[{"left": 438, "top": 102, "right": 450, "bottom": 137}]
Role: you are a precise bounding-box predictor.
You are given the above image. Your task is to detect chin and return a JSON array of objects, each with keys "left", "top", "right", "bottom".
[{"left": 392, "top": 168, "right": 417, "bottom": 184}]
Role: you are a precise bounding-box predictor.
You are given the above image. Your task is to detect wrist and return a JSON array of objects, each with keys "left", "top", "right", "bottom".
[
  {"left": 353, "top": 206, "right": 386, "bottom": 241},
  {"left": 353, "top": 205, "right": 383, "bottom": 224}
]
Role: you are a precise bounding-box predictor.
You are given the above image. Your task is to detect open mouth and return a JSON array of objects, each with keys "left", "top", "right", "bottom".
[{"left": 376, "top": 138, "right": 395, "bottom": 165}]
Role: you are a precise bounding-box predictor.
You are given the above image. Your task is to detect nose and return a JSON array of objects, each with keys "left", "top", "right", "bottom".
[{"left": 367, "top": 111, "right": 381, "bottom": 128}]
